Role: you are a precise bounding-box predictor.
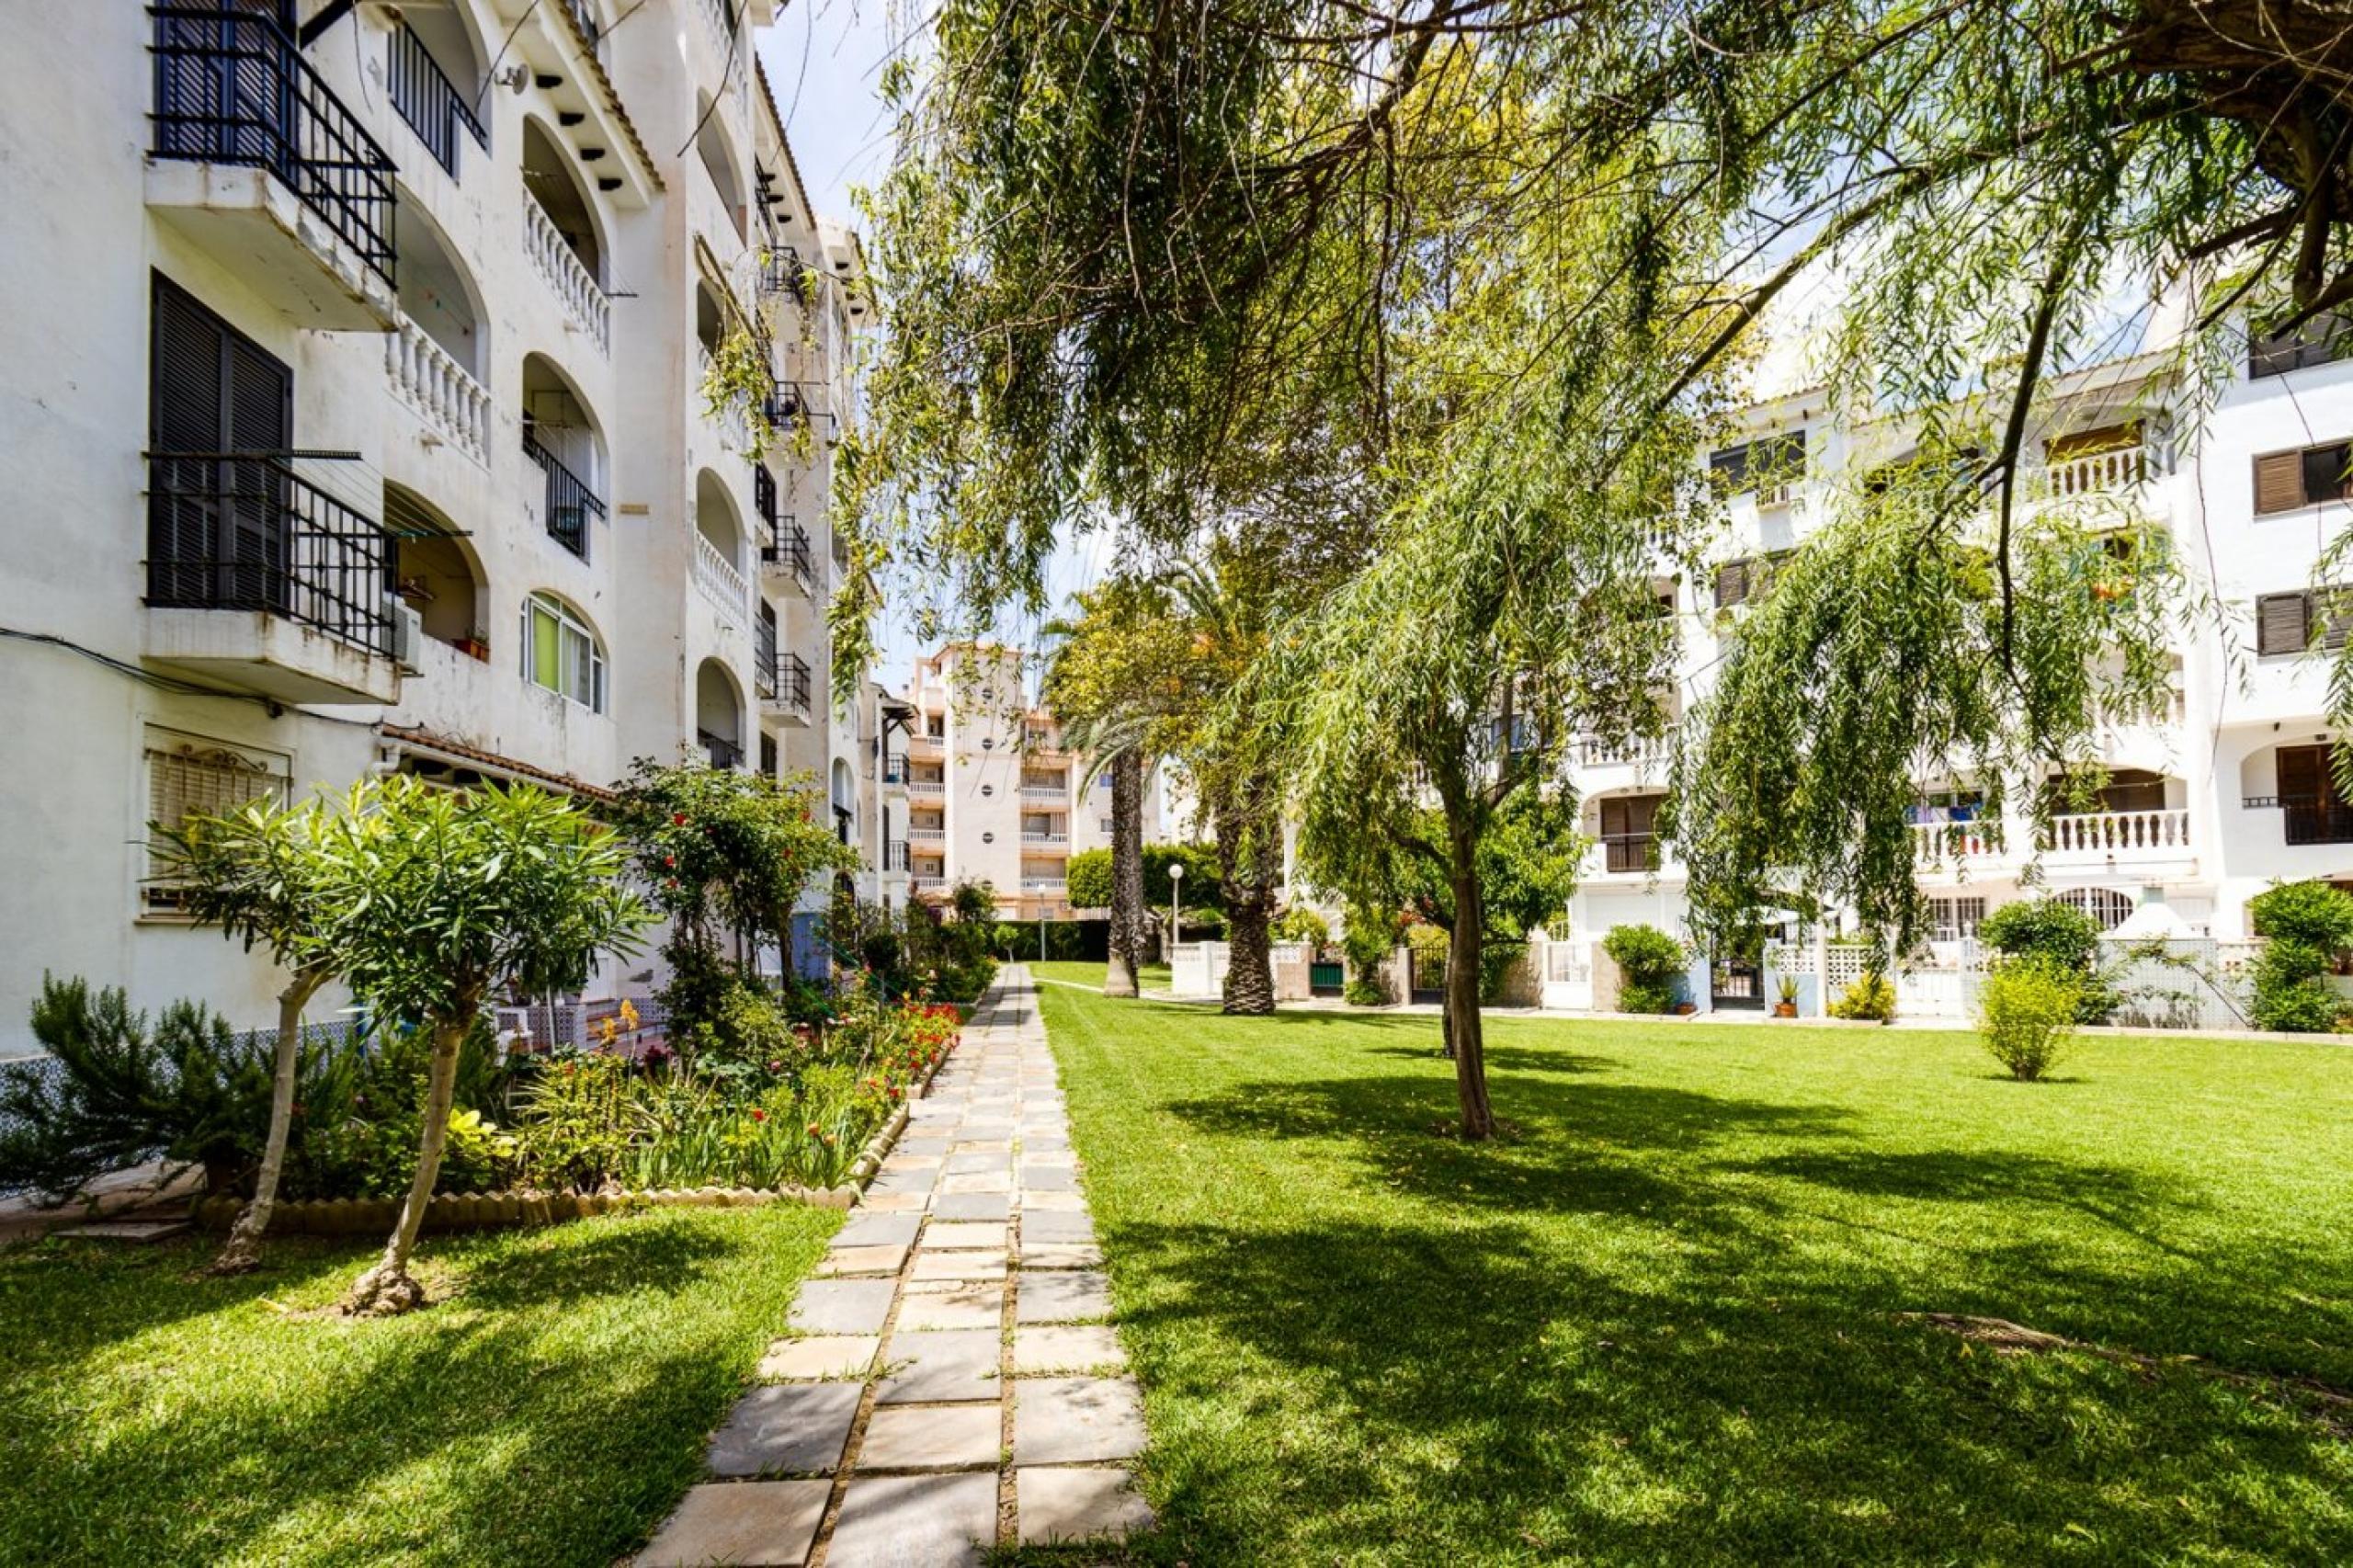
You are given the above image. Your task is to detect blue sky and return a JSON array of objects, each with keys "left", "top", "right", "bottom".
[{"left": 755, "top": 4, "right": 1113, "bottom": 694}]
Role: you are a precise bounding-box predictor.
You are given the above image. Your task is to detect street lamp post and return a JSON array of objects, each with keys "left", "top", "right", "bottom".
[{"left": 1168, "top": 861, "right": 1184, "bottom": 963}]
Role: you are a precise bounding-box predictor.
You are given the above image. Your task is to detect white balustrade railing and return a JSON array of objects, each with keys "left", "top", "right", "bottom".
[
  {"left": 2041, "top": 808, "right": 2190, "bottom": 857},
  {"left": 385, "top": 316, "right": 488, "bottom": 461},
  {"left": 1019, "top": 831, "right": 1066, "bottom": 845},
  {"left": 1576, "top": 733, "right": 1672, "bottom": 768},
  {"left": 907, "top": 827, "right": 946, "bottom": 842},
  {"left": 2039, "top": 445, "right": 2148, "bottom": 498},
  {"left": 1020, "top": 879, "right": 1068, "bottom": 892},
  {"left": 906, "top": 778, "right": 945, "bottom": 795},
  {"left": 1910, "top": 820, "right": 2003, "bottom": 863},
  {"left": 912, "top": 876, "right": 947, "bottom": 893},
  {"left": 1019, "top": 784, "right": 1067, "bottom": 800},
  {"left": 696, "top": 347, "right": 753, "bottom": 450},
  {"left": 692, "top": 532, "right": 748, "bottom": 629},
  {"left": 523, "top": 195, "right": 610, "bottom": 353}
]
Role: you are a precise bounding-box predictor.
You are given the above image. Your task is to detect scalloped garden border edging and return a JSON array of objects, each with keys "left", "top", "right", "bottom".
[{"left": 189, "top": 1021, "right": 965, "bottom": 1238}]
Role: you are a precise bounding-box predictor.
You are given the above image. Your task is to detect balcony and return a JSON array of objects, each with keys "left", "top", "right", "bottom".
[
  {"left": 388, "top": 22, "right": 487, "bottom": 180},
  {"left": 692, "top": 533, "right": 748, "bottom": 630},
  {"left": 883, "top": 840, "right": 911, "bottom": 872},
  {"left": 912, "top": 876, "right": 948, "bottom": 894},
  {"left": 385, "top": 316, "right": 489, "bottom": 463},
  {"left": 761, "top": 522, "right": 817, "bottom": 597},
  {"left": 2040, "top": 808, "right": 2191, "bottom": 865},
  {"left": 524, "top": 434, "right": 604, "bottom": 561},
  {"left": 147, "top": 6, "right": 396, "bottom": 329},
  {"left": 1910, "top": 820, "right": 2004, "bottom": 866},
  {"left": 523, "top": 193, "right": 610, "bottom": 353},
  {"left": 881, "top": 756, "right": 907, "bottom": 785},
  {"left": 1574, "top": 733, "right": 1673, "bottom": 771},
  {"left": 1020, "top": 878, "right": 1069, "bottom": 893},
  {"left": 143, "top": 454, "right": 400, "bottom": 703},
  {"left": 699, "top": 729, "right": 745, "bottom": 770},
  {"left": 908, "top": 826, "right": 946, "bottom": 843},
  {"left": 1020, "top": 831, "right": 1069, "bottom": 846},
  {"left": 2033, "top": 443, "right": 2152, "bottom": 500},
  {"left": 754, "top": 616, "right": 778, "bottom": 700},
  {"left": 1019, "top": 782, "right": 1068, "bottom": 801},
  {"left": 907, "top": 777, "right": 946, "bottom": 797},
  {"left": 765, "top": 652, "right": 813, "bottom": 724},
  {"left": 2284, "top": 801, "right": 2353, "bottom": 846}
]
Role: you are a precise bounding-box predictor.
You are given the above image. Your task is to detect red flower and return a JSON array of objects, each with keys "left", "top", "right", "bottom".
[
  {"left": 663, "top": 854, "right": 676, "bottom": 869},
  {"left": 749, "top": 1108, "right": 767, "bottom": 1122},
  {"left": 672, "top": 812, "right": 688, "bottom": 825}
]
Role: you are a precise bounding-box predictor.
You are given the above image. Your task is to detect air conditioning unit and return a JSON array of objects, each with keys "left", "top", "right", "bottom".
[{"left": 388, "top": 599, "right": 425, "bottom": 674}]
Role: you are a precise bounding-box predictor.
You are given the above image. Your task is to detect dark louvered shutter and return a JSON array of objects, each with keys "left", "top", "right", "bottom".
[
  {"left": 1709, "top": 444, "right": 1751, "bottom": 493},
  {"left": 2255, "top": 451, "right": 2307, "bottom": 515},
  {"left": 2256, "top": 592, "right": 2312, "bottom": 656},
  {"left": 2279, "top": 744, "right": 2326, "bottom": 806},
  {"left": 224, "top": 335, "right": 291, "bottom": 609},
  {"left": 1715, "top": 558, "right": 1751, "bottom": 607},
  {"left": 2303, "top": 444, "right": 2353, "bottom": 506},
  {"left": 150, "top": 280, "right": 227, "bottom": 605}
]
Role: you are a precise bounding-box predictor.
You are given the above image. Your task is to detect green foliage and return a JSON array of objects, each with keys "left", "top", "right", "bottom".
[
  {"left": 0, "top": 978, "right": 284, "bottom": 1199},
  {"left": 1272, "top": 907, "right": 1331, "bottom": 949},
  {"left": 2244, "top": 887, "right": 2353, "bottom": 1033},
  {"left": 1603, "top": 925, "right": 1686, "bottom": 990},
  {"left": 1066, "top": 847, "right": 1113, "bottom": 910},
  {"left": 1618, "top": 982, "right": 1675, "bottom": 1017},
  {"left": 948, "top": 880, "right": 995, "bottom": 925},
  {"left": 1068, "top": 841, "right": 1226, "bottom": 923},
  {"left": 1342, "top": 979, "right": 1388, "bottom": 1007},
  {"left": 1979, "top": 958, "right": 2080, "bottom": 1080},
  {"left": 286, "top": 1018, "right": 510, "bottom": 1199},
  {"left": 1980, "top": 900, "right": 2103, "bottom": 974},
  {"left": 1340, "top": 902, "right": 1403, "bottom": 974},
  {"left": 1825, "top": 973, "right": 1898, "bottom": 1024}
]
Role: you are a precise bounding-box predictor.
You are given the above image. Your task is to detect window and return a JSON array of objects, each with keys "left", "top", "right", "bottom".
[
  {"left": 1598, "top": 794, "right": 1662, "bottom": 872},
  {"left": 2249, "top": 313, "right": 2353, "bottom": 380},
  {"left": 144, "top": 729, "right": 290, "bottom": 912},
  {"left": 2278, "top": 744, "right": 2353, "bottom": 844},
  {"left": 520, "top": 592, "right": 607, "bottom": 710},
  {"left": 2255, "top": 587, "right": 2353, "bottom": 655},
  {"left": 149, "top": 276, "right": 294, "bottom": 610},
  {"left": 2253, "top": 441, "right": 2353, "bottom": 516},
  {"left": 1715, "top": 557, "right": 1754, "bottom": 608},
  {"left": 1709, "top": 433, "right": 1805, "bottom": 500},
  {"left": 1928, "top": 897, "right": 1985, "bottom": 942},
  {"left": 2058, "top": 887, "right": 2134, "bottom": 931}
]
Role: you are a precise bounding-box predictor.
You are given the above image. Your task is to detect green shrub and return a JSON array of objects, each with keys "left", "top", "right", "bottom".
[
  {"left": 1978, "top": 900, "right": 2118, "bottom": 1021},
  {"left": 1978, "top": 958, "right": 2078, "bottom": 1079},
  {"left": 0, "top": 977, "right": 284, "bottom": 1199},
  {"left": 2245, "top": 881, "right": 2353, "bottom": 1031},
  {"left": 1825, "top": 972, "right": 1897, "bottom": 1022},
  {"left": 1603, "top": 924, "right": 1686, "bottom": 1012},
  {"left": 1617, "top": 982, "right": 1673, "bottom": 1015},
  {"left": 1272, "top": 907, "right": 1331, "bottom": 948},
  {"left": 1343, "top": 978, "right": 1388, "bottom": 1007},
  {"left": 2248, "top": 879, "right": 2353, "bottom": 949}
]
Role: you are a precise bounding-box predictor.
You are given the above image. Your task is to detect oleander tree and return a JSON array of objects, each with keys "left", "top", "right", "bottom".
[
  {"left": 151, "top": 794, "right": 343, "bottom": 1275},
  {"left": 837, "top": 0, "right": 2333, "bottom": 1000},
  {"left": 306, "top": 778, "right": 651, "bottom": 1316}
]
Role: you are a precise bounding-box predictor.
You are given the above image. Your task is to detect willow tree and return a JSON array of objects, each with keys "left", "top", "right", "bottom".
[{"left": 839, "top": 0, "right": 2353, "bottom": 990}]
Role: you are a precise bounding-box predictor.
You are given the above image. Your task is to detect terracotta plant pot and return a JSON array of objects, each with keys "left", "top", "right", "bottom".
[
  {"left": 1774, "top": 1003, "right": 1798, "bottom": 1018},
  {"left": 1673, "top": 1002, "right": 1698, "bottom": 1016}
]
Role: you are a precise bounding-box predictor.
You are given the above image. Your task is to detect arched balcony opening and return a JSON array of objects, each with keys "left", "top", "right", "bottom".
[
  {"left": 697, "top": 658, "right": 745, "bottom": 770},
  {"left": 521, "top": 116, "right": 605, "bottom": 283},
  {"left": 384, "top": 483, "right": 486, "bottom": 659},
  {"left": 522, "top": 352, "right": 608, "bottom": 560},
  {"left": 392, "top": 189, "right": 484, "bottom": 374},
  {"left": 695, "top": 97, "right": 747, "bottom": 242}
]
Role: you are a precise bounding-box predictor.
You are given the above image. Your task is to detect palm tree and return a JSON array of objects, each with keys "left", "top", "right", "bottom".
[{"left": 1054, "top": 710, "right": 1154, "bottom": 996}]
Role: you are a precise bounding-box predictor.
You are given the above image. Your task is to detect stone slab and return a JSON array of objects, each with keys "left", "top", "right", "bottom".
[
  {"left": 945, "top": 1152, "right": 1011, "bottom": 1175},
  {"left": 876, "top": 1327, "right": 1002, "bottom": 1404},
  {"left": 824, "top": 1473, "right": 998, "bottom": 1568},
  {"left": 939, "top": 1171, "right": 1013, "bottom": 1195},
  {"left": 53, "top": 1221, "right": 192, "bottom": 1244},
  {"left": 892, "top": 1136, "right": 951, "bottom": 1157},
  {"left": 640, "top": 1479, "right": 831, "bottom": 1566},
  {"left": 1016, "top": 1271, "right": 1113, "bottom": 1324},
  {"left": 931, "top": 1193, "right": 1011, "bottom": 1222},
  {"left": 835, "top": 1210, "right": 922, "bottom": 1247},
  {"left": 789, "top": 1278, "right": 895, "bottom": 1336},
  {"left": 1017, "top": 1189, "right": 1086, "bottom": 1212},
  {"left": 921, "top": 1221, "right": 1008, "bottom": 1251},
  {"left": 758, "top": 1335, "right": 880, "bottom": 1381},
  {"left": 1013, "top": 1376, "right": 1149, "bottom": 1465},
  {"left": 869, "top": 1166, "right": 941, "bottom": 1196},
  {"left": 707, "top": 1382, "right": 862, "bottom": 1476},
  {"left": 1017, "top": 1165, "right": 1078, "bottom": 1193},
  {"left": 1019, "top": 1243, "right": 1104, "bottom": 1271},
  {"left": 856, "top": 1190, "right": 929, "bottom": 1213},
  {"left": 912, "top": 1248, "right": 1006, "bottom": 1282},
  {"left": 857, "top": 1401, "right": 1003, "bottom": 1469},
  {"left": 1012, "top": 1324, "right": 1126, "bottom": 1375},
  {"left": 1015, "top": 1466, "right": 1154, "bottom": 1546},
  {"left": 881, "top": 1153, "right": 943, "bottom": 1175},
  {"left": 1020, "top": 1210, "right": 1097, "bottom": 1243},
  {"left": 894, "top": 1284, "right": 1003, "bottom": 1332},
  {"left": 818, "top": 1243, "right": 910, "bottom": 1277}
]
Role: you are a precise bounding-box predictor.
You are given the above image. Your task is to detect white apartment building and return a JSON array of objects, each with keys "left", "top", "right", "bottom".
[
  {"left": 1563, "top": 300, "right": 2353, "bottom": 1004},
  {"left": 897, "top": 645, "right": 1160, "bottom": 919},
  {"left": 0, "top": 0, "right": 881, "bottom": 1053}
]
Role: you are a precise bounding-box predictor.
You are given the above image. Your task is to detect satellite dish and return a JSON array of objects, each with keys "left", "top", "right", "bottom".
[{"left": 495, "top": 63, "right": 529, "bottom": 95}]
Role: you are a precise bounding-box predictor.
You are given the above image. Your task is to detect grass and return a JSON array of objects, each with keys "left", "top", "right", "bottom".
[
  {"left": 1034, "top": 988, "right": 2353, "bottom": 1565},
  {"left": 0, "top": 1203, "right": 839, "bottom": 1565},
  {"left": 1032, "top": 959, "right": 1174, "bottom": 993}
]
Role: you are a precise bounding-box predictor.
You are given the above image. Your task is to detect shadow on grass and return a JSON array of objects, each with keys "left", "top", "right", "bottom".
[
  {"left": 1091, "top": 1211, "right": 2351, "bottom": 1566},
  {"left": 0, "top": 1213, "right": 807, "bottom": 1565}
]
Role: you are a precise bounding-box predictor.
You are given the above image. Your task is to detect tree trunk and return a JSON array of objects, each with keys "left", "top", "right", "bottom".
[
  {"left": 1223, "top": 887, "right": 1276, "bottom": 1013},
  {"left": 1105, "top": 748, "right": 1144, "bottom": 997},
  {"left": 345, "top": 1012, "right": 467, "bottom": 1315},
  {"left": 208, "top": 966, "right": 326, "bottom": 1275},
  {"left": 1447, "top": 857, "right": 1495, "bottom": 1140}
]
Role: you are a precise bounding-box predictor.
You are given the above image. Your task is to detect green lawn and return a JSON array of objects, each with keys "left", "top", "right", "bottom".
[
  {"left": 0, "top": 1204, "right": 838, "bottom": 1565},
  {"left": 1036, "top": 988, "right": 2353, "bottom": 1565},
  {"left": 1034, "top": 959, "right": 1174, "bottom": 993}
]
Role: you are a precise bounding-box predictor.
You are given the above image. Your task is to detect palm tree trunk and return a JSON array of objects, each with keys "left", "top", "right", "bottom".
[
  {"left": 345, "top": 1011, "right": 467, "bottom": 1315},
  {"left": 208, "top": 965, "right": 327, "bottom": 1275},
  {"left": 1222, "top": 886, "right": 1277, "bottom": 1013},
  {"left": 1105, "top": 748, "right": 1144, "bottom": 996}
]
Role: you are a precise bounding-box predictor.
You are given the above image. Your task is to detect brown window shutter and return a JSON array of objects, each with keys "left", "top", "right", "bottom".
[
  {"left": 2256, "top": 591, "right": 2312, "bottom": 655},
  {"left": 2279, "top": 744, "right": 2327, "bottom": 804},
  {"left": 1715, "top": 558, "right": 1751, "bottom": 607},
  {"left": 2255, "top": 450, "right": 2306, "bottom": 515}
]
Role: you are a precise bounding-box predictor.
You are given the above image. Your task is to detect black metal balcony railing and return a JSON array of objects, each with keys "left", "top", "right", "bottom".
[
  {"left": 699, "top": 729, "right": 744, "bottom": 771},
  {"left": 764, "top": 383, "right": 804, "bottom": 431},
  {"left": 388, "top": 22, "right": 487, "bottom": 179},
  {"left": 145, "top": 453, "right": 395, "bottom": 657},
  {"left": 762, "top": 523, "right": 814, "bottom": 588},
  {"left": 882, "top": 756, "right": 907, "bottom": 784},
  {"left": 151, "top": 7, "right": 397, "bottom": 286},
  {"left": 774, "top": 652, "right": 813, "bottom": 712},
  {"left": 761, "top": 246, "right": 806, "bottom": 304},
  {"left": 523, "top": 433, "right": 606, "bottom": 561},
  {"left": 753, "top": 465, "right": 779, "bottom": 531},
  {"left": 1601, "top": 832, "right": 1657, "bottom": 874},
  {"left": 834, "top": 804, "right": 855, "bottom": 846},
  {"left": 754, "top": 616, "right": 779, "bottom": 700},
  {"left": 2284, "top": 800, "right": 2353, "bottom": 846}
]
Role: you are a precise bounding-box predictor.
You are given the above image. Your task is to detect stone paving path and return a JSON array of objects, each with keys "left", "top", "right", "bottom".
[{"left": 640, "top": 966, "right": 1153, "bottom": 1566}]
